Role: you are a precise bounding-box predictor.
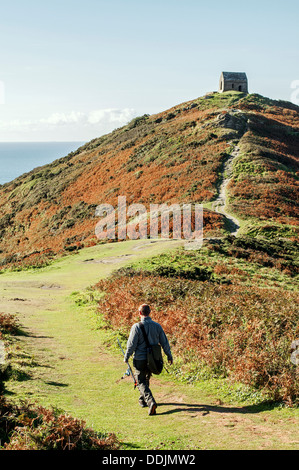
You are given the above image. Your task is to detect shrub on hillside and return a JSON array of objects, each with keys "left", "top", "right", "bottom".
[{"left": 0, "top": 313, "right": 20, "bottom": 337}]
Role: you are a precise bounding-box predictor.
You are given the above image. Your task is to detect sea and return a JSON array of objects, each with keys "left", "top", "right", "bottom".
[{"left": 0, "top": 142, "right": 86, "bottom": 185}]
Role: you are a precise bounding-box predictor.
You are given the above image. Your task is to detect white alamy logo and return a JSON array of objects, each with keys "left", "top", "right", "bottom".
[
  {"left": 95, "top": 196, "right": 203, "bottom": 250},
  {"left": 290, "top": 80, "right": 299, "bottom": 105},
  {"left": 0, "top": 81, "right": 5, "bottom": 105}
]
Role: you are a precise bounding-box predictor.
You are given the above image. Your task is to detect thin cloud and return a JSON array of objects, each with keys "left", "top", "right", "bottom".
[
  {"left": 87, "top": 108, "right": 135, "bottom": 125},
  {"left": 0, "top": 108, "right": 137, "bottom": 139},
  {"left": 40, "top": 111, "right": 86, "bottom": 125}
]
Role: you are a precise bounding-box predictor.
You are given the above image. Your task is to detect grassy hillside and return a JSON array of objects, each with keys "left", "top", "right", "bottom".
[
  {"left": 0, "top": 91, "right": 298, "bottom": 269},
  {"left": 229, "top": 94, "right": 299, "bottom": 237}
]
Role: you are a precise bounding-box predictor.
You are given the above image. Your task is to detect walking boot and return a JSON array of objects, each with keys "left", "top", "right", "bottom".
[{"left": 148, "top": 400, "right": 157, "bottom": 416}]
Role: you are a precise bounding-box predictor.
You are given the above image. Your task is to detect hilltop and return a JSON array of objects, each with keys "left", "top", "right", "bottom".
[{"left": 0, "top": 91, "right": 298, "bottom": 269}]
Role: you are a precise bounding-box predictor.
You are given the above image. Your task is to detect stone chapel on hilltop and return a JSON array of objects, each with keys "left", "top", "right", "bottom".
[{"left": 219, "top": 72, "right": 248, "bottom": 94}]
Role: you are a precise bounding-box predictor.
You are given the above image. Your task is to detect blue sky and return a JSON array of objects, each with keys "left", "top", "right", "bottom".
[{"left": 0, "top": 0, "right": 298, "bottom": 141}]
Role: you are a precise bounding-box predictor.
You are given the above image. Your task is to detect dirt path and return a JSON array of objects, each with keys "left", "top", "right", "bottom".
[
  {"left": 1, "top": 240, "right": 298, "bottom": 450},
  {"left": 212, "top": 144, "right": 241, "bottom": 236}
]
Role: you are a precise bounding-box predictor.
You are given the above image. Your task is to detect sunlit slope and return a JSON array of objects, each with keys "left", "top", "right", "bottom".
[{"left": 0, "top": 91, "right": 298, "bottom": 268}]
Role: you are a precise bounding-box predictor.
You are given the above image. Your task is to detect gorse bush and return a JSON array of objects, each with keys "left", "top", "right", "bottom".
[{"left": 209, "top": 235, "right": 299, "bottom": 277}]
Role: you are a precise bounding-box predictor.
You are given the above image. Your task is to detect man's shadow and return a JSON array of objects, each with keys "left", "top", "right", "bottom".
[{"left": 157, "top": 401, "right": 277, "bottom": 416}]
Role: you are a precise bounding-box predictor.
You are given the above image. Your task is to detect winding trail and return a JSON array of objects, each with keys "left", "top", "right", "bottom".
[
  {"left": 1, "top": 240, "right": 298, "bottom": 450},
  {"left": 212, "top": 144, "right": 241, "bottom": 236}
]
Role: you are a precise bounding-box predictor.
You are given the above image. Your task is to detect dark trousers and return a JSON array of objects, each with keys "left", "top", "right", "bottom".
[{"left": 133, "top": 358, "right": 155, "bottom": 406}]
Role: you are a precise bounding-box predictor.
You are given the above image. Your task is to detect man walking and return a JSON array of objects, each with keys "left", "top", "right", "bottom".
[{"left": 124, "top": 304, "right": 173, "bottom": 416}]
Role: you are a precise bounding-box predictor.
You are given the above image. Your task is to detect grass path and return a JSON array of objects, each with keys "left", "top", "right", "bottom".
[{"left": 1, "top": 240, "right": 298, "bottom": 450}]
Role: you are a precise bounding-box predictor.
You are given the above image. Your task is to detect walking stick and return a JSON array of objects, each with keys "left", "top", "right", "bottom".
[{"left": 117, "top": 338, "right": 137, "bottom": 389}]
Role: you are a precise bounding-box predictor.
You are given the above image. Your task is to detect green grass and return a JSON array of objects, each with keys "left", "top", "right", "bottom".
[
  {"left": 195, "top": 91, "right": 246, "bottom": 111},
  {"left": 125, "top": 237, "right": 298, "bottom": 291},
  {"left": 238, "top": 222, "right": 299, "bottom": 240}
]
